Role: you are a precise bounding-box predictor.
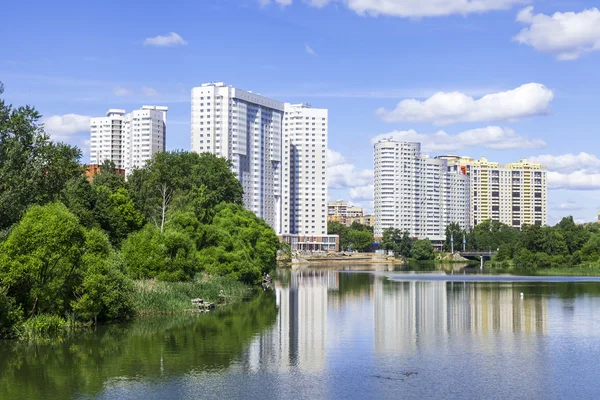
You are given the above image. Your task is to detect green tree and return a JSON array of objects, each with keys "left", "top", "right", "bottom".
[
  {"left": 347, "top": 229, "right": 373, "bottom": 252},
  {"left": 381, "top": 228, "right": 412, "bottom": 259},
  {"left": 94, "top": 187, "right": 144, "bottom": 245},
  {"left": 444, "top": 222, "right": 465, "bottom": 252},
  {"left": 328, "top": 221, "right": 350, "bottom": 251},
  {"left": 121, "top": 224, "right": 197, "bottom": 282},
  {"left": 128, "top": 151, "right": 243, "bottom": 231},
  {"left": 197, "top": 204, "right": 279, "bottom": 284},
  {"left": 0, "top": 202, "right": 85, "bottom": 316},
  {"left": 410, "top": 239, "right": 435, "bottom": 261},
  {"left": 71, "top": 229, "right": 133, "bottom": 323},
  {"left": 90, "top": 159, "right": 126, "bottom": 193},
  {"left": 0, "top": 83, "right": 82, "bottom": 230}
]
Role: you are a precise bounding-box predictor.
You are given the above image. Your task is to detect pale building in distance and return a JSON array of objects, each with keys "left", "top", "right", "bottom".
[
  {"left": 328, "top": 201, "right": 364, "bottom": 218},
  {"left": 373, "top": 139, "right": 469, "bottom": 243},
  {"left": 445, "top": 156, "right": 548, "bottom": 228},
  {"left": 190, "top": 83, "right": 337, "bottom": 251},
  {"left": 90, "top": 106, "right": 167, "bottom": 175}
]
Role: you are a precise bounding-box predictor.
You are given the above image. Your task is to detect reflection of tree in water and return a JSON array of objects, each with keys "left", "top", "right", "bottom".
[{"left": 0, "top": 291, "right": 277, "bottom": 400}]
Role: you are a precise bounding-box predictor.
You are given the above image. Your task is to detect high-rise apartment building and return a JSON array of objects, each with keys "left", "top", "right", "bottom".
[
  {"left": 191, "top": 83, "right": 337, "bottom": 251},
  {"left": 281, "top": 103, "right": 328, "bottom": 237},
  {"left": 445, "top": 157, "right": 548, "bottom": 228},
  {"left": 373, "top": 139, "right": 469, "bottom": 242},
  {"left": 90, "top": 106, "right": 167, "bottom": 175}
]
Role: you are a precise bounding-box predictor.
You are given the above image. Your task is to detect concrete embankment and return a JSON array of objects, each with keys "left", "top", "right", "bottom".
[{"left": 290, "top": 252, "right": 402, "bottom": 265}]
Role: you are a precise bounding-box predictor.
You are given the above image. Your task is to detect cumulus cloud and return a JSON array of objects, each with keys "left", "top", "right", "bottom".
[
  {"left": 305, "top": 43, "right": 317, "bottom": 56},
  {"left": 143, "top": 32, "right": 187, "bottom": 47},
  {"left": 261, "top": 0, "right": 527, "bottom": 17},
  {"left": 349, "top": 185, "right": 374, "bottom": 202},
  {"left": 528, "top": 153, "right": 600, "bottom": 173},
  {"left": 141, "top": 87, "right": 159, "bottom": 97},
  {"left": 43, "top": 114, "right": 90, "bottom": 142},
  {"left": 371, "top": 126, "right": 546, "bottom": 153},
  {"left": 514, "top": 7, "right": 600, "bottom": 60},
  {"left": 113, "top": 87, "right": 132, "bottom": 96},
  {"left": 327, "top": 149, "right": 373, "bottom": 189},
  {"left": 376, "top": 83, "right": 554, "bottom": 125},
  {"left": 547, "top": 171, "right": 600, "bottom": 190},
  {"left": 260, "top": 0, "right": 292, "bottom": 6}
]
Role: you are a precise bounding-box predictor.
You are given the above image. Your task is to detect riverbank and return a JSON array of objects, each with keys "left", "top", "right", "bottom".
[
  {"left": 486, "top": 262, "right": 600, "bottom": 276},
  {"left": 286, "top": 252, "right": 402, "bottom": 265},
  {"left": 7, "top": 274, "right": 257, "bottom": 341},
  {"left": 132, "top": 274, "right": 254, "bottom": 315}
]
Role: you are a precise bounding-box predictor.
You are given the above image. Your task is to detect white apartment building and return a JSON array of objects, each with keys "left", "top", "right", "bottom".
[
  {"left": 374, "top": 139, "right": 469, "bottom": 242},
  {"left": 445, "top": 157, "right": 548, "bottom": 228},
  {"left": 90, "top": 106, "right": 167, "bottom": 175},
  {"left": 191, "top": 83, "right": 337, "bottom": 251},
  {"left": 281, "top": 103, "right": 328, "bottom": 237},
  {"left": 191, "top": 82, "right": 283, "bottom": 231}
]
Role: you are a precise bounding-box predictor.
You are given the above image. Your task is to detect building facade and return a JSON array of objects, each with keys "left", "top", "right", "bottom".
[
  {"left": 328, "top": 201, "right": 364, "bottom": 218},
  {"left": 446, "top": 157, "right": 548, "bottom": 228},
  {"left": 191, "top": 83, "right": 337, "bottom": 251},
  {"left": 373, "top": 139, "right": 469, "bottom": 242},
  {"left": 90, "top": 106, "right": 167, "bottom": 175}
]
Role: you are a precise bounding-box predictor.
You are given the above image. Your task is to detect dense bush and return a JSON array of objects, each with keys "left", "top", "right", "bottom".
[{"left": 410, "top": 239, "right": 435, "bottom": 261}]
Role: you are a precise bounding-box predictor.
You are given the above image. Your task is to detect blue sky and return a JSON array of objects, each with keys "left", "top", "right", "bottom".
[{"left": 2, "top": 0, "right": 600, "bottom": 224}]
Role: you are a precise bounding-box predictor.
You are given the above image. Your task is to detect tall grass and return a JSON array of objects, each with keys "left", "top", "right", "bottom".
[{"left": 131, "top": 273, "right": 254, "bottom": 315}]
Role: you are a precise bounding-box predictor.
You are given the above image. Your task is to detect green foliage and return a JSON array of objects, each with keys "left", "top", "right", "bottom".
[
  {"left": 128, "top": 151, "right": 243, "bottom": 229},
  {"left": 198, "top": 204, "right": 279, "bottom": 284},
  {"left": 71, "top": 229, "right": 133, "bottom": 323},
  {"left": 410, "top": 239, "right": 435, "bottom": 261},
  {"left": 17, "top": 314, "right": 66, "bottom": 340},
  {"left": 91, "top": 159, "right": 126, "bottom": 192},
  {"left": 122, "top": 224, "right": 197, "bottom": 282},
  {"left": 94, "top": 187, "right": 144, "bottom": 245},
  {"left": 131, "top": 274, "right": 252, "bottom": 315},
  {"left": 444, "top": 222, "right": 467, "bottom": 252},
  {"left": 0, "top": 287, "right": 23, "bottom": 338},
  {"left": 328, "top": 221, "right": 372, "bottom": 252},
  {"left": 381, "top": 228, "right": 412, "bottom": 258},
  {"left": 0, "top": 85, "right": 82, "bottom": 229},
  {"left": 0, "top": 202, "right": 85, "bottom": 316}
]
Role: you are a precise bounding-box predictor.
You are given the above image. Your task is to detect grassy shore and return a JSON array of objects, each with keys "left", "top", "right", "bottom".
[
  {"left": 486, "top": 262, "right": 600, "bottom": 276},
  {"left": 131, "top": 274, "right": 255, "bottom": 316}
]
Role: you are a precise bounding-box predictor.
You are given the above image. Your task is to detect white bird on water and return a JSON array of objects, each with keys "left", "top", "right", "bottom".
[{"left": 520, "top": 292, "right": 524, "bottom": 298}]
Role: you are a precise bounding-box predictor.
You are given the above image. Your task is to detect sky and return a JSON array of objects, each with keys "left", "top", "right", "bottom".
[{"left": 2, "top": 0, "right": 600, "bottom": 225}]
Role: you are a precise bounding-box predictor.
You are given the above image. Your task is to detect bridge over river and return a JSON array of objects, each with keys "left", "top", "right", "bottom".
[{"left": 458, "top": 251, "right": 496, "bottom": 268}]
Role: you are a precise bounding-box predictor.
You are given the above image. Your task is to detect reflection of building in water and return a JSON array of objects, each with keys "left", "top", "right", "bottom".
[
  {"left": 374, "top": 280, "right": 548, "bottom": 353},
  {"left": 244, "top": 270, "right": 337, "bottom": 372}
]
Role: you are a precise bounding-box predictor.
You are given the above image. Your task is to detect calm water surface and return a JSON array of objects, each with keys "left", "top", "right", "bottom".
[{"left": 2, "top": 264, "right": 600, "bottom": 400}]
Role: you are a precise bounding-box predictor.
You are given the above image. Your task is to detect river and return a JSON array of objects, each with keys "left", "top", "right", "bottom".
[{"left": 2, "top": 263, "right": 600, "bottom": 399}]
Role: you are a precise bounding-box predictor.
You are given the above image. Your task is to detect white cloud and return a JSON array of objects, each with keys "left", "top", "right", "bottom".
[
  {"left": 349, "top": 185, "right": 374, "bottom": 202},
  {"left": 514, "top": 7, "right": 600, "bottom": 60},
  {"left": 43, "top": 114, "right": 90, "bottom": 141},
  {"left": 141, "top": 86, "right": 159, "bottom": 97},
  {"left": 554, "top": 201, "right": 584, "bottom": 211},
  {"left": 327, "top": 149, "right": 373, "bottom": 189},
  {"left": 143, "top": 32, "right": 187, "bottom": 47},
  {"left": 113, "top": 87, "right": 133, "bottom": 96},
  {"left": 376, "top": 83, "right": 554, "bottom": 125},
  {"left": 261, "top": 0, "right": 527, "bottom": 17},
  {"left": 547, "top": 171, "right": 600, "bottom": 190},
  {"left": 528, "top": 153, "right": 600, "bottom": 173},
  {"left": 371, "top": 126, "right": 546, "bottom": 153},
  {"left": 305, "top": 43, "right": 317, "bottom": 56},
  {"left": 261, "top": 0, "right": 293, "bottom": 6}
]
